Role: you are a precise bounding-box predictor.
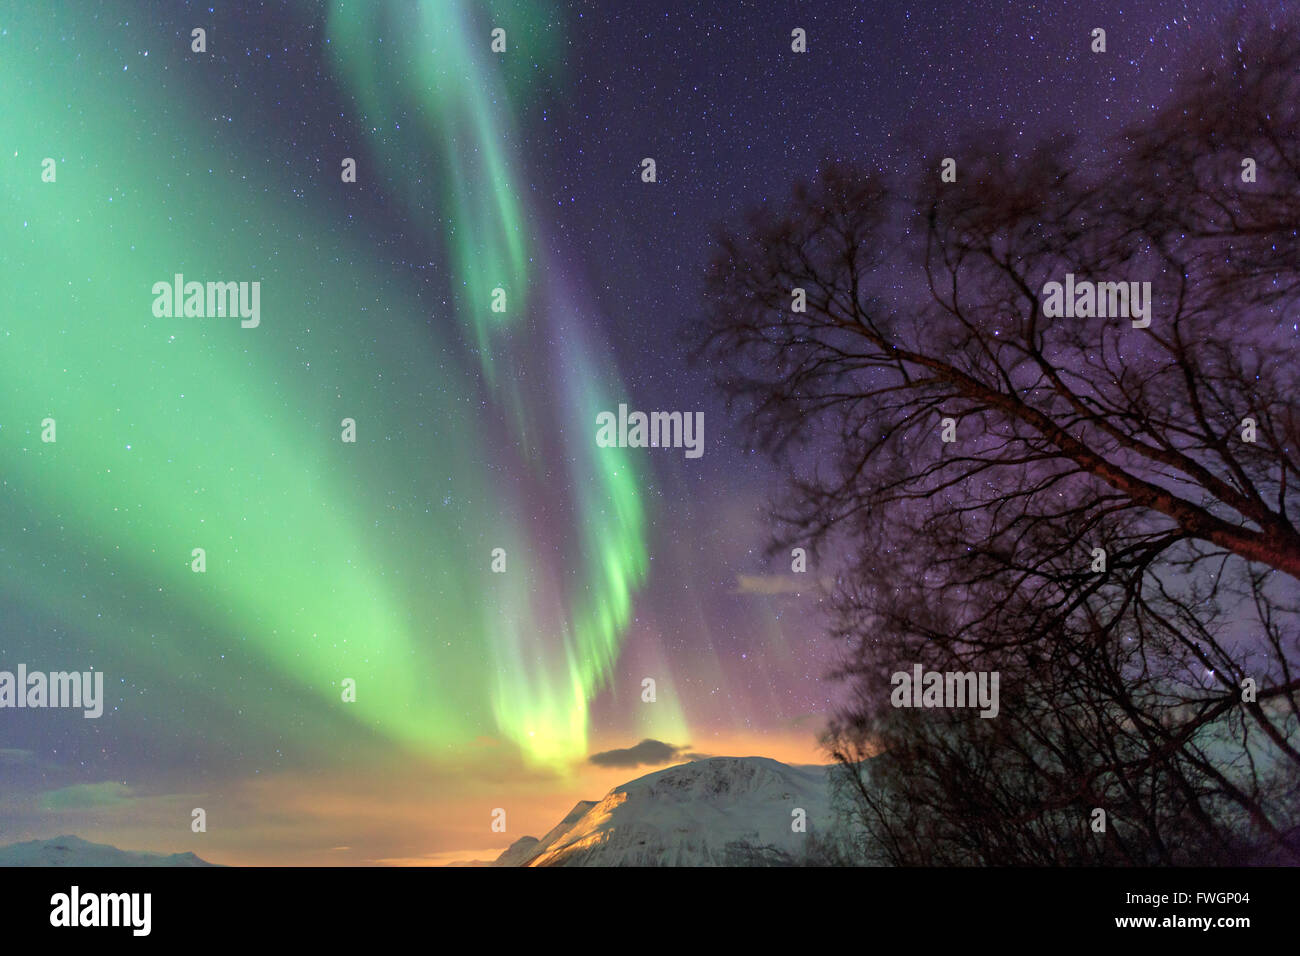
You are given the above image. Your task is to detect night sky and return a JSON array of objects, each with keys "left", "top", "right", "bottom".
[{"left": 0, "top": 0, "right": 1286, "bottom": 864}]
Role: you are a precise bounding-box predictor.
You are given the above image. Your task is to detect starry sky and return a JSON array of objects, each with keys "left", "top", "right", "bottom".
[{"left": 0, "top": 0, "right": 1285, "bottom": 864}]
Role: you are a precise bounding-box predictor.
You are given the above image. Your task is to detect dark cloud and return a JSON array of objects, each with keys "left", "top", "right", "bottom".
[{"left": 588, "top": 739, "right": 702, "bottom": 769}]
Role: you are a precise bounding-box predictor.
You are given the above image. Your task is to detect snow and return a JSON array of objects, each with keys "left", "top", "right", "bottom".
[
  {"left": 0, "top": 835, "right": 217, "bottom": 867},
  {"left": 493, "top": 799, "right": 598, "bottom": 866},
  {"left": 496, "top": 756, "right": 844, "bottom": 866}
]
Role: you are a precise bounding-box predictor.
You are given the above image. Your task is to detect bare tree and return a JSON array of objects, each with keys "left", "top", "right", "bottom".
[{"left": 700, "top": 20, "right": 1300, "bottom": 865}]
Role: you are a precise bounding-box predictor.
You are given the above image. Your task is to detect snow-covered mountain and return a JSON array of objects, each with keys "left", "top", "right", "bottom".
[
  {"left": 495, "top": 756, "right": 847, "bottom": 866},
  {"left": 493, "top": 799, "right": 598, "bottom": 866},
  {"left": 0, "top": 835, "right": 217, "bottom": 867}
]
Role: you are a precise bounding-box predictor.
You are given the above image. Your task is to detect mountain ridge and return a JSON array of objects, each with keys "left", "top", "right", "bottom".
[
  {"left": 0, "top": 834, "right": 219, "bottom": 867},
  {"left": 495, "top": 755, "right": 845, "bottom": 866}
]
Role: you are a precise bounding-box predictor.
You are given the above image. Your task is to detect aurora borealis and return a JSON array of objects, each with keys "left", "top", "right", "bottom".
[
  {"left": 324, "top": 0, "right": 669, "bottom": 768},
  {"left": 0, "top": 0, "right": 1243, "bottom": 866},
  {"left": 0, "top": 0, "right": 703, "bottom": 782},
  {"left": 1, "top": 0, "right": 656, "bottom": 772},
  {"left": 0, "top": 0, "right": 824, "bottom": 863}
]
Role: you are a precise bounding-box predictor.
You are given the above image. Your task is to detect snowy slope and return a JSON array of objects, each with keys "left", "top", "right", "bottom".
[
  {"left": 492, "top": 799, "right": 598, "bottom": 866},
  {"left": 0, "top": 835, "right": 217, "bottom": 867},
  {"left": 497, "top": 756, "right": 843, "bottom": 867},
  {"left": 493, "top": 836, "right": 542, "bottom": 867}
]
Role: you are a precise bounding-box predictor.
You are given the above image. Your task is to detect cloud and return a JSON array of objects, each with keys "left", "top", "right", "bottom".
[
  {"left": 39, "top": 782, "right": 136, "bottom": 811},
  {"left": 588, "top": 739, "right": 703, "bottom": 769},
  {"left": 732, "top": 574, "right": 833, "bottom": 596},
  {"left": 372, "top": 849, "right": 497, "bottom": 867}
]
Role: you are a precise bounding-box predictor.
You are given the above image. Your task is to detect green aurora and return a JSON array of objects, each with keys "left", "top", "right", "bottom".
[{"left": 0, "top": 0, "right": 684, "bottom": 773}]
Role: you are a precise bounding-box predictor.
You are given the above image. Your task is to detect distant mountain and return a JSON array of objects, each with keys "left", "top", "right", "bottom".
[
  {"left": 495, "top": 756, "right": 847, "bottom": 866},
  {"left": 493, "top": 836, "right": 541, "bottom": 867},
  {"left": 492, "top": 799, "right": 598, "bottom": 866},
  {"left": 0, "top": 835, "right": 218, "bottom": 867}
]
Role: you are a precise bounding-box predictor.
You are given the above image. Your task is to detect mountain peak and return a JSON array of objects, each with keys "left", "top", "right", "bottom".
[{"left": 495, "top": 755, "right": 840, "bottom": 867}]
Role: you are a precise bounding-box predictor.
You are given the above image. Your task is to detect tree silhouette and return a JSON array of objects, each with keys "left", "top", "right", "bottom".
[{"left": 699, "top": 20, "right": 1300, "bottom": 865}]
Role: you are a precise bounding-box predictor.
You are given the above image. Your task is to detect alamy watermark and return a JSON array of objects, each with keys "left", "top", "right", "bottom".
[
  {"left": 1041, "top": 273, "right": 1151, "bottom": 328},
  {"left": 890, "top": 664, "right": 999, "bottom": 718},
  {"left": 0, "top": 665, "right": 104, "bottom": 718},
  {"left": 596, "top": 404, "right": 704, "bottom": 458},
  {"left": 50, "top": 886, "right": 150, "bottom": 936},
  {"left": 152, "top": 273, "right": 260, "bottom": 328}
]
